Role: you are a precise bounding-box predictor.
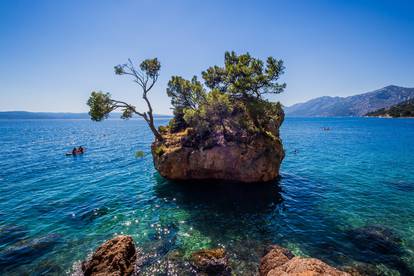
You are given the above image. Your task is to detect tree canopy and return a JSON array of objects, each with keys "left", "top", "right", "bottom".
[
  {"left": 165, "top": 51, "right": 286, "bottom": 136},
  {"left": 87, "top": 51, "right": 286, "bottom": 144},
  {"left": 202, "top": 51, "right": 286, "bottom": 99}
]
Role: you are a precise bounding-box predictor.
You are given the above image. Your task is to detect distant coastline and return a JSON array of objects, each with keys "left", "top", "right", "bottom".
[
  {"left": 0, "top": 111, "right": 172, "bottom": 120},
  {"left": 284, "top": 85, "right": 414, "bottom": 117}
]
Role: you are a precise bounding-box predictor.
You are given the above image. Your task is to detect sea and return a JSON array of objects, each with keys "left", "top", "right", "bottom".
[{"left": 0, "top": 117, "right": 413, "bottom": 275}]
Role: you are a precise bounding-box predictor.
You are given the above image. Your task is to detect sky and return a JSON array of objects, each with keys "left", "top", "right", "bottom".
[{"left": 0, "top": 0, "right": 413, "bottom": 114}]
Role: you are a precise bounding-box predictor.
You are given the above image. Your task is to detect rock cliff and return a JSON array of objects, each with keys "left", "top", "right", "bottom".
[{"left": 152, "top": 111, "right": 284, "bottom": 183}]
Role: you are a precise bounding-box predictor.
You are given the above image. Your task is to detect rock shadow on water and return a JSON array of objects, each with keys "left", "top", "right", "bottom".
[
  {"left": 385, "top": 180, "right": 414, "bottom": 192},
  {"left": 153, "top": 174, "right": 284, "bottom": 214},
  {"left": 149, "top": 174, "right": 284, "bottom": 274},
  {"left": 153, "top": 173, "right": 285, "bottom": 240}
]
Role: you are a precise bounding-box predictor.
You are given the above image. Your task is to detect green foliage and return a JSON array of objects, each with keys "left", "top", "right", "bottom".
[
  {"left": 183, "top": 90, "right": 234, "bottom": 138},
  {"left": 121, "top": 106, "right": 135, "bottom": 119},
  {"left": 166, "top": 76, "right": 206, "bottom": 131},
  {"left": 139, "top": 58, "right": 161, "bottom": 78},
  {"left": 114, "top": 58, "right": 161, "bottom": 79},
  {"left": 154, "top": 145, "right": 166, "bottom": 156},
  {"left": 162, "top": 51, "right": 286, "bottom": 147},
  {"left": 201, "top": 51, "right": 286, "bottom": 99},
  {"left": 366, "top": 99, "right": 414, "bottom": 117},
  {"left": 135, "top": 151, "right": 145, "bottom": 158},
  {"left": 244, "top": 98, "right": 283, "bottom": 129},
  {"left": 87, "top": 91, "right": 113, "bottom": 121},
  {"left": 158, "top": 125, "right": 169, "bottom": 133},
  {"left": 167, "top": 76, "right": 206, "bottom": 110}
]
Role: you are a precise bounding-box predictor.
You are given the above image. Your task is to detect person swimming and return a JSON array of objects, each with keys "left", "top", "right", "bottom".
[{"left": 67, "top": 146, "right": 85, "bottom": 156}]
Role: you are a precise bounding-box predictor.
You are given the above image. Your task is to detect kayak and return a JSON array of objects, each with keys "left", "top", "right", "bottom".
[
  {"left": 65, "top": 150, "right": 86, "bottom": 156},
  {"left": 66, "top": 152, "right": 84, "bottom": 156}
]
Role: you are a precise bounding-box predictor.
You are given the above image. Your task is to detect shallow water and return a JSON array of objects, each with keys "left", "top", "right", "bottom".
[{"left": 0, "top": 117, "right": 413, "bottom": 275}]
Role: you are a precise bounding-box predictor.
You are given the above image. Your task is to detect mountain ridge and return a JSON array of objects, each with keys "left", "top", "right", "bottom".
[{"left": 285, "top": 85, "right": 414, "bottom": 117}]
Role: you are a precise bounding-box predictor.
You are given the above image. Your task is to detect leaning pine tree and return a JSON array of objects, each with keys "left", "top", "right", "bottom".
[{"left": 87, "top": 58, "right": 163, "bottom": 141}]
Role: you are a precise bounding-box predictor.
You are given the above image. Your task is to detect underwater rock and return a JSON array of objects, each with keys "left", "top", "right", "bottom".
[
  {"left": 138, "top": 250, "right": 195, "bottom": 275},
  {"left": 347, "top": 225, "right": 402, "bottom": 255},
  {"left": 80, "top": 207, "right": 110, "bottom": 224},
  {"left": 0, "top": 225, "right": 27, "bottom": 246},
  {"left": 259, "top": 245, "right": 350, "bottom": 276},
  {"left": 342, "top": 261, "right": 401, "bottom": 276},
  {"left": 0, "top": 233, "right": 61, "bottom": 269},
  {"left": 346, "top": 225, "right": 413, "bottom": 275},
  {"left": 191, "top": 248, "right": 231, "bottom": 275},
  {"left": 82, "top": 235, "right": 137, "bottom": 276}
]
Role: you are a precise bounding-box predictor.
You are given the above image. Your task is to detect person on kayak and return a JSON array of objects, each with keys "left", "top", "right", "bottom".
[
  {"left": 72, "top": 147, "right": 77, "bottom": 155},
  {"left": 78, "top": 146, "right": 84, "bottom": 154}
]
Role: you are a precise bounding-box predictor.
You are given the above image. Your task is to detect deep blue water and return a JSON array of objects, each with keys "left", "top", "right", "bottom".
[{"left": 0, "top": 117, "right": 413, "bottom": 275}]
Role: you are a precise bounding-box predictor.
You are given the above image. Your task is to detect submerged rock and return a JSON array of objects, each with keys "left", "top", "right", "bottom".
[
  {"left": 191, "top": 248, "right": 231, "bottom": 275},
  {"left": 346, "top": 225, "right": 412, "bottom": 275},
  {"left": 0, "top": 224, "right": 27, "bottom": 246},
  {"left": 82, "top": 235, "right": 137, "bottom": 276},
  {"left": 259, "top": 245, "right": 350, "bottom": 276},
  {"left": 0, "top": 233, "right": 61, "bottom": 269},
  {"left": 346, "top": 225, "right": 402, "bottom": 255}
]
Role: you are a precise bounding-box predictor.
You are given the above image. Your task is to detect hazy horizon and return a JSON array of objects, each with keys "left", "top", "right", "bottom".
[{"left": 1, "top": 0, "right": 413, "bottom": 113}]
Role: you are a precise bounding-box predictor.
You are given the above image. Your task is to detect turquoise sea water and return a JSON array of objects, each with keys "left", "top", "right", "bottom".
[{"left": 0, "top": 117, "right": 413, "bottom": 275}]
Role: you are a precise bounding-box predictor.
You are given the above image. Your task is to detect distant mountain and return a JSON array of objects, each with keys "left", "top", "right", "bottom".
[
  {"left": 366, "top": 98, "right": 414, "bottom": 118},
  {"left": 285, "top": 85, "right": 414, "bottom": 117},
  {"left": 0, "top": 111, "right": 171, "bottom": 120}
]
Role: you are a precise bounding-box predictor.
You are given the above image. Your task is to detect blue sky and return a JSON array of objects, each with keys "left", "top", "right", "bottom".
[{"left": 0, "top": 0, "right": 413, "bottom": 113}]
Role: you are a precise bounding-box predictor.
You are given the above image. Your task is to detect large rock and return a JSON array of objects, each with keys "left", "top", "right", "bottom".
[
  {"left": 82, "top": 235, "right": 137, "bottom": 276},
  {"left": 191, "top": 248, "right": 231, "bottom": 275},
  {"left": 152, "top": 114, "right": 284, "bottom": 183},
  {"left": 260, "top": 245, "right": 350, "bottom": 276}
]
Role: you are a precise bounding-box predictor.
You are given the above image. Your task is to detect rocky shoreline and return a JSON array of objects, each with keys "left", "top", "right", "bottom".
[
  {"left": 78, "top": 222, "right": 413, "bottom": 276},
  {"left": 81, "top": 235, "right": 352, "bottom": 276}
]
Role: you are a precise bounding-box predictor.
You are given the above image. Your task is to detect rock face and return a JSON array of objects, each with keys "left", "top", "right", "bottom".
[
  {"left": 259, "top": 245, "right": 350, "bottom": 276},
  {"left": 82, "top": 235, "right": 137, "bottom": 276},
  {"left": 152, "top": 115, "right": 284, "bottom": 183},
  {"left": 190, "top": 248, "right": 231, "bottom": 275}
]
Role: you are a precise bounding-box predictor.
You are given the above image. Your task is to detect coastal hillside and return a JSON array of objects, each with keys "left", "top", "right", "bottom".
[
  {"left": 285, "top": 85, "right": 414, "bottom": 117},
  {"left": 366, "top": 98, "right": 414, "bottom": 117}
]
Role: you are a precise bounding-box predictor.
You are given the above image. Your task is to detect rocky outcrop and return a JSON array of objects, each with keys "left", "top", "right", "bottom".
[
  {"left": 260, "top": 245, "right": 350, "bottom": 276},
  {"left": 191, "top": 248, "right": 231, "bottom": 275},
  {"left": 152, "top": 115, "right": 284, "bottom": 183},
  {"left": 82, "top": 235, "right": 137, "bottom": 276}
]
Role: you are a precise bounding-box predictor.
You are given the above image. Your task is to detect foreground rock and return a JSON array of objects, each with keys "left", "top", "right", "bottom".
[
  {"left": 191, "top": 248, "right": 231, "bottom": 275},
  {"left": 82, "top": 235, "right": 136, "bottom": 276},
  {"left": 152, "top": 114, "right": 285, "bottom": 183},
  {"left": 260, "top": 245, "right": 350, "bottom": 276}
]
